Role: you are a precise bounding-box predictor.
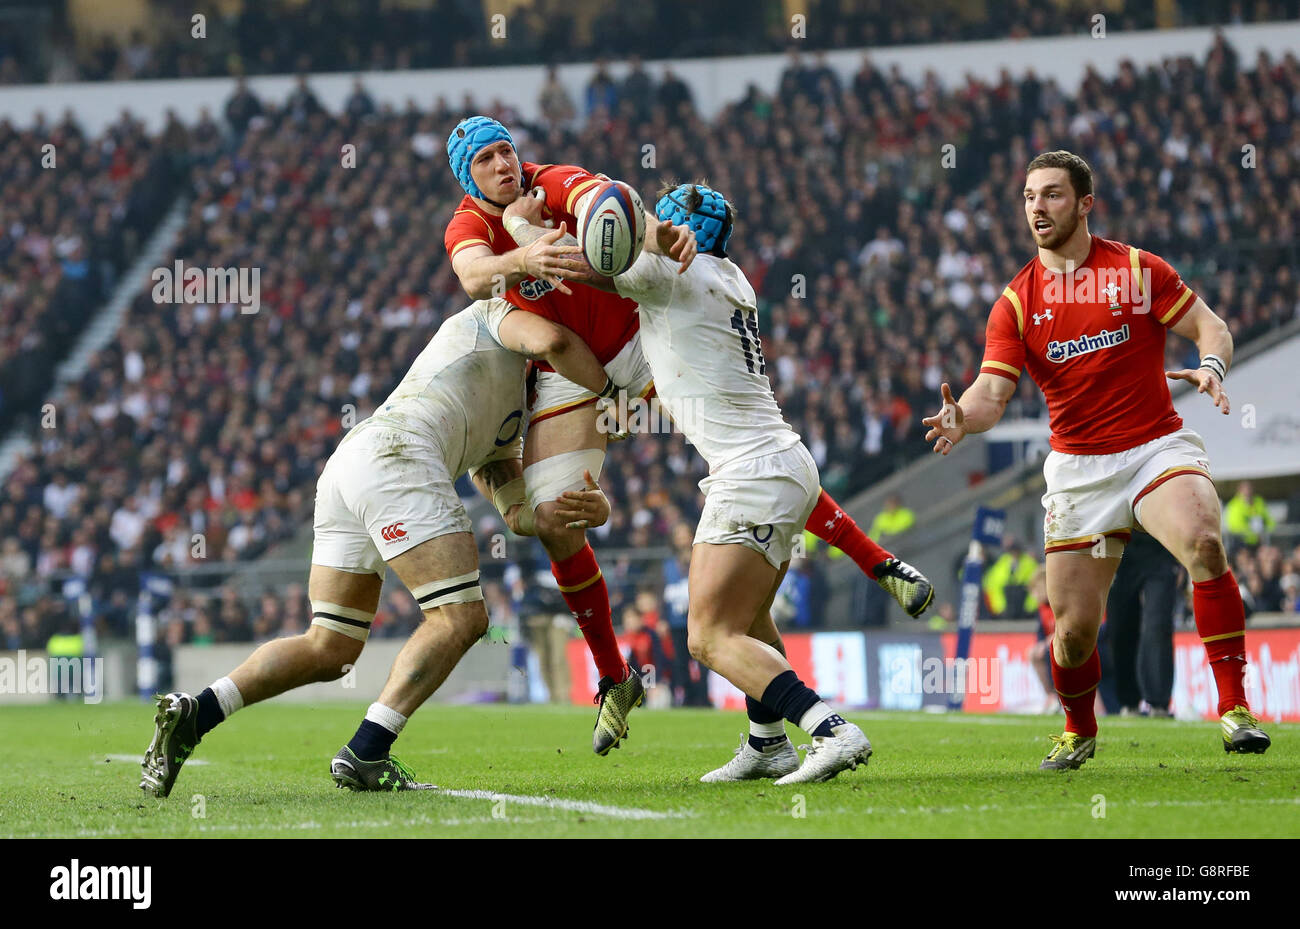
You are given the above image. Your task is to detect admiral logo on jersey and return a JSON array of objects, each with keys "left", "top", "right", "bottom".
[
  {"left": 1046, "top": 324, "right": 1130, "bottom": 363},
  {"left": 517, "top": 278, "right": 556, "bottom": 300}
]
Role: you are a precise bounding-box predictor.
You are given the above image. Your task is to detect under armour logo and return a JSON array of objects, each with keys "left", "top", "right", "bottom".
[
  {"left": 1033, "top": 309, "right": 1054, "bottom": 325},
  {"left": 572, "top": 609, "right": 594, "bottom": 619},
  {"left": 380, "top": 522, "right": 407, "bottom": 542}
]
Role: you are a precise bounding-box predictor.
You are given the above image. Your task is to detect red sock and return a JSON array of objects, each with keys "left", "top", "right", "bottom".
[
  {"left": 1050, "top": 643, "right": 1100, "bottom": 738},
  {"left": 551, "top": 544, "right": 625, "bottom": 681},
  {"left": 1192, "top": 569, "right": 1249, "bottom": 715},
  {"left": 804, "top": 489, "right": 892, "bottom": 574}
]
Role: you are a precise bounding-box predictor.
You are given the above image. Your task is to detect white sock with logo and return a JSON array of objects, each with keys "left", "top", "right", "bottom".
[
  {"left": 798, "top": 701, "right": 839, "bottom": 737},
  {"left": 749, "top": 720, "right": 786, "bottom": 740}
]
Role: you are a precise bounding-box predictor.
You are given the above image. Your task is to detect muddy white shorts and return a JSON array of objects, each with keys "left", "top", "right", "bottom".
[
  {"left": 1041, "top": 427, "right": 1213, "bottom": 556},
  {"left": 312, "top": 425, "right": 472, "bottom": 576},
  {"left": 530, "top": 332, "right": 654, "bottom": 425},
  {"left": 694, "top": 442, "right": 820, "bottom": 569}
]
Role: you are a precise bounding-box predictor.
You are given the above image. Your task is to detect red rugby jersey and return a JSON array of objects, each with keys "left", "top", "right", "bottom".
[
  {"left": 979, "top": 236, "right": 1198, "bottom": 455},
  {"left": 444, "top": 161, "right": 640, "bottom": 367}
]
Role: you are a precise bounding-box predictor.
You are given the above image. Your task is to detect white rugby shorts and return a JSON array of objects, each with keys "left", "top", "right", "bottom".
[
  {"left": 312, "top": 425, "right": 472, "bottom": 576},
  {"left": 694, "top": 442, "right": 819, "bottom": 569},
  {"left": 1041, "top": 426, "right": 1213, "bottom": 556}
]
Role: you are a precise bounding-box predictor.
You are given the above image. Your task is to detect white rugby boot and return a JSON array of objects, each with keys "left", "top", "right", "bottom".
[
  {"left": 701, "top": 734, "right": 800, "bottom": 782},
  {"left": 773, "top": 722, "right": 872, "bottom": 785}
]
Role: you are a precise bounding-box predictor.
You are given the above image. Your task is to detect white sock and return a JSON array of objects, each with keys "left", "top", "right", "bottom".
[
  {"left": 365, "top": 702, "right": 407, "bottom": 735},
  {"left": 211, "top": 676, "right": 244, "bottom": 719},
  {"left": 749, "top": 720, "right": 786, "bottom": 740},
  {"left": 798, "top": 701, "right": 836, "bottom": 736}
]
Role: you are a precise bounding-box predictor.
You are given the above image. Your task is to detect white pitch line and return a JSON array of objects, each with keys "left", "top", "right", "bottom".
[
  {"left": 825, "top": 796, "right": 1300, "bottom": 817},
  {"left": 98, "top": 753, "right": 209, "bottom": 765},
  {"left": 440, "top": 789, "right": 691, "bottom": 820}
]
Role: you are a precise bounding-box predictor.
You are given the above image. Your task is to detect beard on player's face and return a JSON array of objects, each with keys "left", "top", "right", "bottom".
[{"left": 1030, "top": 203, "right": 1080, "bottom": 250}]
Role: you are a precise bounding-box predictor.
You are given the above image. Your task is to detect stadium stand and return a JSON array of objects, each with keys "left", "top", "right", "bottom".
[
  {"left": 8, "top": 0, "right": 1297, "bottom": 84},
  {"left": 2, "top": 33, "right": 1300, "bottom": 649},
  {"left": 0, "top": 111, "right": 180, "bottom": 436}
]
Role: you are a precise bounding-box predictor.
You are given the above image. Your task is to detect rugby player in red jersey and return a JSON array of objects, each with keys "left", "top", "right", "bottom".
[
  {"left": 445, "top": 117, "right": 934, "bottom": 752},
  {"left": 924, "top": 150, "right": 1269, "bottom": 768},
  {"left": 444, "top": 116, "right": 678, "bottom": 753}
]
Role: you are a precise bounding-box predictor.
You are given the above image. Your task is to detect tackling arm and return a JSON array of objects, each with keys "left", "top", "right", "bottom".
[{"left": 470, "top": 456, "right": 534, "bottom": 536}]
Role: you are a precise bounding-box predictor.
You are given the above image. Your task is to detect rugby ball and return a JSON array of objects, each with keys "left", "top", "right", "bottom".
[{"left": 577, "top": 180, "right": 646, "bottom": 276}]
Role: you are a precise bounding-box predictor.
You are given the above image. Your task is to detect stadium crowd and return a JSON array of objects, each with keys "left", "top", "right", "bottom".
[
  {"left": 3, "top": 34, "right": 1300, "bottom": 657},
  {"left": 7, "top": 0, "right": 1291, "bottom": 85},
  {"left": 0, "top": 113, "right": 181, "bottom": 436}
]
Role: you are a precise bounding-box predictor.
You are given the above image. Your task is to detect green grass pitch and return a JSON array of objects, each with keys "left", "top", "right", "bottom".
[{"left": 1, "top": 702, "right": 1295, "bottom": 838}]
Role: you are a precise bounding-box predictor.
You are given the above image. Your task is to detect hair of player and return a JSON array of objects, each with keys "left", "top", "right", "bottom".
[
  {"left": 1026, "top": 150, "right": 1094, "bottom": 199},
  {"left": 656, "top": 179, "right": 737, "bottom": 257}
]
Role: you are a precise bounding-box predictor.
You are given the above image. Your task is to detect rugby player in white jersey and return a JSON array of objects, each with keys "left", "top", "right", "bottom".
[
  {"left": 141, "top": 293, "right": 615, "bottom": 795},
  {"left": 571, "top": 183, "right": 882, "bottom": 783}
]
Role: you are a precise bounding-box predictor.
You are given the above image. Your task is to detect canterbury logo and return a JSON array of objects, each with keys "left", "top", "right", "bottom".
[{"left": 380, "top": 522, "right": 407, "bottom": 542}]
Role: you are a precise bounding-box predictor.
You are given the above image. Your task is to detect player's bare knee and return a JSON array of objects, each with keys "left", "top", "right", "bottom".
[
  {"left": 1189, "top": 531, "right": 1226, "bottom": 575},
  {"left": 539, "top": 327, "right": 572, "bottom": 358},
  {"left": 304, "top": 627, "right": 362, "bottom": 679},
  {"left": 422, "top": 603, "right": 488, "bottom": 651},
  {"left": 457, "top": 606, "right": 490, "bottom": 645},
  {"left": 1053, "top": 625, "right": 1096, "bottom": 666},
  {"left": 534, "top": 506, "right": 583, "bottom": 552},
  {"left": 686, "top": 630, "right": 714, "bottom": 666}
]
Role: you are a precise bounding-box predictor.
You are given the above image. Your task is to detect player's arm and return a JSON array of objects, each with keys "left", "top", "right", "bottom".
[
  {"left": 922, "top": 374, "right": 1016, "bottom": 454},
  {"left": 495, "top": 311, "right": 619, "bottom": 400},
  {"left": 924, "top": 294, "right": 1023, "bottom": 454},
  {"left": 450, "top": 207, "right": 588, "bottom": 299},
  {"left": 471, "top": 458, "right": 609, "bottom": 533},
  {"left": 1164, "top": 297, "right": 1232, "bottom": 415},
  {"left": 640, "top": 209, "right": 696, "bottom": 272},
  {"left": 470, "top": 456, "right": 535, "bottom": 536}
]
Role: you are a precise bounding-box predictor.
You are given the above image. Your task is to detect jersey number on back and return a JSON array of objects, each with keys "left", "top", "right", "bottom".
[{"left": 730, "top": 308, "right": 766, "bottom": 375}]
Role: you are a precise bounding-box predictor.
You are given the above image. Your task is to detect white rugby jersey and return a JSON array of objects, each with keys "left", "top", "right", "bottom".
[
  {"left": 614, "top": 252, "right": 800, "bottom": 471},
  {"left": 356, "top": 299, "right": 526, "bottom": 477}
]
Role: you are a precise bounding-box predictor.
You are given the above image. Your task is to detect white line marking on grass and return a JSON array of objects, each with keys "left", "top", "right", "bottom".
[
  {"left": 441, "top": 789, "right": 692, "bottom": 820},
  {"left": 98, "top": 754, "right": 209, "bottom": 765},
  {"left": 836, "top": 796, "right": 1300, "bottom": 817}
]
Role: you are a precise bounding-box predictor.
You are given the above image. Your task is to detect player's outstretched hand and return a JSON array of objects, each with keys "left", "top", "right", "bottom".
[
  {"left": 657, "top": 222, "right": 697, "bottom": 274},
  {"left": 519, "top": 222, "right": 588, "bottom": 295},
  {"left": 1166, "top": 368, "right": 1230, "bottom": 415},
  {"left": 922, "top": 382, "right": 966, "bottom": 455},
  {"left": 554, "top": 469, "right": 609, "bottom": 530}
]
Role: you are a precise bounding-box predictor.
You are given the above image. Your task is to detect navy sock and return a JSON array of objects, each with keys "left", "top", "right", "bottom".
[
  {"left": 747, "top": 734, "right": 790, "bottom": 752},
  {"left": 745, "top": 694, "right": 783, "bottom": 724},
  {"left": 347, "top": 719, "right": 397, "bottom": 762},
  {"left": 195, "top": 688, "right": 223, "bottom": 739},
  {"left": 813, "top": 714, "right": 848, "bottom": 737},
  {"left": 760, "top": 670, "right": 823, "bottom": 728}
]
